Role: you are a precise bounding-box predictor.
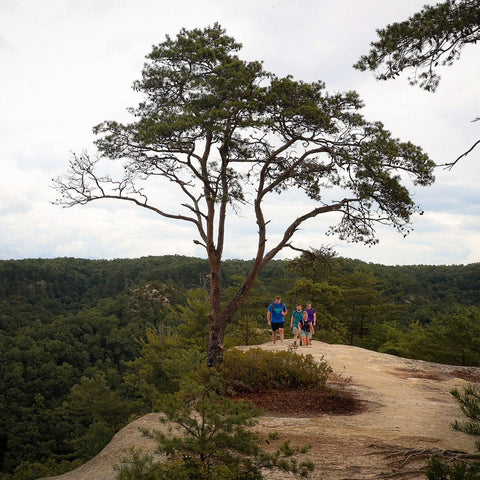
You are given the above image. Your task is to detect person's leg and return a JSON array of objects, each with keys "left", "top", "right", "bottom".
[
  {"left": 272, "top": 324, "right": 277, "bottom": 344},
  {"left": 279, "top": 328, "right": 284, "bottom": 344}
]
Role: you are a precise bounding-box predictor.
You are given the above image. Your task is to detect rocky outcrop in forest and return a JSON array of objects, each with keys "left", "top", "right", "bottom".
[{"left": 41, "top": 341, "right": 480, "bottom": 480}]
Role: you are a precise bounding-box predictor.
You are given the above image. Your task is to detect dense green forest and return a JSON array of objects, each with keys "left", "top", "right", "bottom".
[{"left": 1, "top": 255, "right": 480, "bottom": 480}]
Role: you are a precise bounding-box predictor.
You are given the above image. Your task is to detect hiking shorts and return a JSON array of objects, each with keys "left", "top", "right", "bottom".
[
  {"left": 301, "top": 330, "right": 312, "bottom": 338},
  {"left": 271, "top": 321, "right": 285, "bottom": 331},
  {"left": 292, "top": 326, "right": 300, "bottom": 335}
]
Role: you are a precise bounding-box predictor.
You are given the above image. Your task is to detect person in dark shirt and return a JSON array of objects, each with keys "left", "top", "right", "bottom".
[{"left": 299, "top": 310, "right": 314, "bottom": 346}]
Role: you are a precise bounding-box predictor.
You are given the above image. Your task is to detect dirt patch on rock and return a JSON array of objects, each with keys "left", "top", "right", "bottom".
[
  {"left": 232, "top": 386, "right": 367, "bottom": 416},
  {"left": 391, "top": 367, "right": 449, "bottom": 381},
  {"left": 449, "top": 368, "right": 480, "bottom": 383}
]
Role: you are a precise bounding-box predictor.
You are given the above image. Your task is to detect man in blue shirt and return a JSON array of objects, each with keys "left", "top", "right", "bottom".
[{"left": 267, "top": 296, "right": 287, "bottom": 344}]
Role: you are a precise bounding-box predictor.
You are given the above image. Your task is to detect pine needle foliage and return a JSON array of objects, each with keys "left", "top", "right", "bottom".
[
  {"left": 452, "top": 384, "right": 480, "bottom": 451},
  {"left": 115, "top": 367, "right": 314, "bottom": 480},
  {"left": 426, "top": 384, "right": 480, "bottom": 479}
]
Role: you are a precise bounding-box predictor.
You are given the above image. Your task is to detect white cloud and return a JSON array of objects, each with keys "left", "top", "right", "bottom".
[{"left": 0, "top": 0, "right": 478, "bottom": 265}]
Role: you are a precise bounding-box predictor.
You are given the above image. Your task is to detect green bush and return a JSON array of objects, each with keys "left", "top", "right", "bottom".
[
  {"left": 426, "top": 456, "right": 480, "bottom": 480},
  {"left": 424, "top": 384, "right": 480, "bottom": 479},
  {"left": 115, "top": 369, "right": 314, "bottom": 480},
  {"left": 220, "top": 348, "right": 332, "bottom": 392}
]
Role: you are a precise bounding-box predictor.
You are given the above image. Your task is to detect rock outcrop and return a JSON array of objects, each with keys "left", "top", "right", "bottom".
[{"left": 41, "top": 341, "right": 480, "bottom": 480}]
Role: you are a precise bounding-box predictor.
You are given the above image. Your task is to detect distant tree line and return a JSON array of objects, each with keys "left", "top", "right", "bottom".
[{"left": 1, "top": 255, "right": 480, "bottom": 479}]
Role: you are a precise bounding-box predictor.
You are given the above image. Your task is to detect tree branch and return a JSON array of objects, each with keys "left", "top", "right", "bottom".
[{"left": 439, "top": 139, "right": 480, "bottom": 170}]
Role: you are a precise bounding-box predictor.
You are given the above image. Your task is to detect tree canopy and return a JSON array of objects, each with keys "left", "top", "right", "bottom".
[
  {"left": 354, "top": 0, "right": 480, "bottom": 165},
  {"left": 354, "top": 0, "right": 480, "bottom": 92},
  {"left": 53, "top": 24, "right": 435, "bottom": 366}
]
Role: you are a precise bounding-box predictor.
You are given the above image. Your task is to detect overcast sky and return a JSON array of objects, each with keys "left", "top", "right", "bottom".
[{"left": 1, "top": 0, "right": 479, "bottom": 266}]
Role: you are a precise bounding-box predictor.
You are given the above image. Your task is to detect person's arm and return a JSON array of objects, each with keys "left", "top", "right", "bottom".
[
  {"left": 267, "top": 308, "right": 271, "bottom": 325},
  {"left": 282, "top": 304, "right": 288, "bottom": 316},
  {"left": 290, "top": 314, "right": 294, "bottom": 328},
  {"left": 313, "top": 310, "right": 317, "bottom": 327}
]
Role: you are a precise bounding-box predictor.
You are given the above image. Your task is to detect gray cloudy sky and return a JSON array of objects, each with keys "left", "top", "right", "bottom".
[{"left": 1, "top": 0, "right": 479, "bottom": 265}]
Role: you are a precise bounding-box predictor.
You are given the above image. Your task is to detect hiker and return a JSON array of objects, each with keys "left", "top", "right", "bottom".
[
  {"left": 304, "top": 301, "right": 317, "bottom": 328},
  {"left": 267, "top": 296, "right": 287, "bottom": 344},
  {"left": 299, "top": 310, "right": 314, "bottom": 346},
  {"left": 290, "top": 303, "right": 303, "bottom": 346}
]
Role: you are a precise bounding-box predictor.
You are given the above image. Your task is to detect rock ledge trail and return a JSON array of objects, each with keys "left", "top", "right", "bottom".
[{"left": 42, "top": 342, "right": 480, "bottom": 480}]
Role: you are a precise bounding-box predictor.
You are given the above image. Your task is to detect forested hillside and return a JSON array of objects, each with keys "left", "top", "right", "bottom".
[{"left": 1, "top": 255, "right": 480, "bottom": 480}]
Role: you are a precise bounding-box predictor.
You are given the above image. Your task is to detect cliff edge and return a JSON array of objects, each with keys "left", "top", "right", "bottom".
[{"left": 41, "top": 341, "right": 480, "bottom": 480}]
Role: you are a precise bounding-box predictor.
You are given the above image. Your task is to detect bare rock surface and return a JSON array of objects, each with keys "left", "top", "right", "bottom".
[{"left": 40, "top": 342, "right": 480, "bottom": 480}]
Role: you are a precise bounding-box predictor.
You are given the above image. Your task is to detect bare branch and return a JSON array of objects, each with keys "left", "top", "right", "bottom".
[{"left": 439, "top": 139, "right": 480, "bottom": 170}]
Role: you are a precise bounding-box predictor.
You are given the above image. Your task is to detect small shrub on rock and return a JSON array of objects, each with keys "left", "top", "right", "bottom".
[
  {"left": 115, "top": 368, "right": 314, "bottom": 480},
  {"left": 220, "top": 348, "right": 332, "bottom": 392}
]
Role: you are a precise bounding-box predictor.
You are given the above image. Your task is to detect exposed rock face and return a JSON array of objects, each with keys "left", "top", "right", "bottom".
[{"left": 40, "top": 342, "right": 480, "bottom": 480}]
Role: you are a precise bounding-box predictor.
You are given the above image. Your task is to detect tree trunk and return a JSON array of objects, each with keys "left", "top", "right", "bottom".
[
  {"left": 207, "top": 312, "right": 229, "bottom": 367},
  {"left": 205, "top": 242, "right": 266, "bottom": 367},
  {"left": 206, "top": 253, "right": 229, "bottom": 367},
  {"left": 206, "top": 261, "right": 261, "bottom": 367}
]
